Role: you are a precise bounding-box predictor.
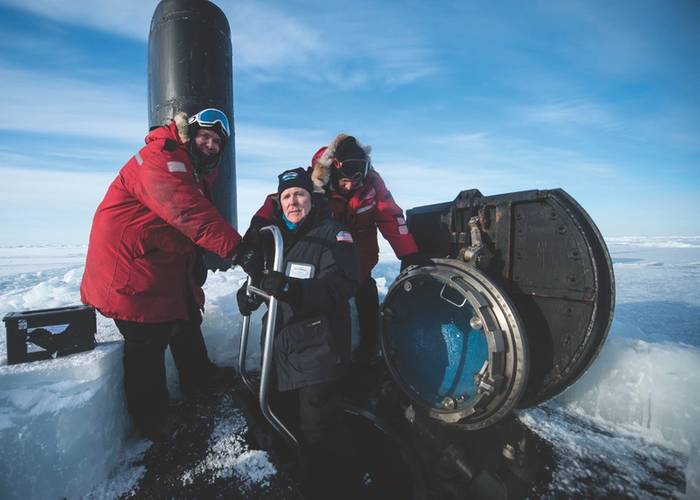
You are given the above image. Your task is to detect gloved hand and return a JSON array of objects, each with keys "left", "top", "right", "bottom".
[
  {"left": 400, "top": 252, "right": 432, "bottom": 271},
  {"left": 260, "top": 270, "right": 302, "bottom": 306},
  {"left": 232, "top": 243, "right": 264, "bottom": 281},
  {"left": 236, "top": 283, "right": 263, "bottom": 316}
]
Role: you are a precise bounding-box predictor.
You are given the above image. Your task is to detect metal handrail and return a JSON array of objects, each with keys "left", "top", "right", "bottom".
[
  {"left": 237, "top": 225, "right": 299, "bottom": 450},
  {"left": 237, "top": 288, "right": 256, "bottom": 395}
]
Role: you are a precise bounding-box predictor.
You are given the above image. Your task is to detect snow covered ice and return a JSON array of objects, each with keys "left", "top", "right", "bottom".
[
  {"left": 0, "top": 245, "right": 274, "bottom": 499},
  {"left": 1, "top": 238, "right": 699, "bottom": 498}
]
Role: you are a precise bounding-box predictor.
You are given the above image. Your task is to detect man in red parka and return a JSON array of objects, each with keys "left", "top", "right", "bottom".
[
  {"left": 81, "top": 108, "right": 242, "bottom": 438},
  {"left": 246, "top": 134, "right": 429, "bottom": 364}
]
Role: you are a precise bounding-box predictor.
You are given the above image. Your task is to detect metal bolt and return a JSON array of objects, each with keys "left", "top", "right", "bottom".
[
  {"left": 470, "top": 316, "right": 483, "bottom": 330},
  {"left": 405, "top": 405, "right": 416, "bottom": 423},
  {"left": 442, "top": 397, "right": 456, "bottom": 410},
  {"left": 403, "top": 281, "right": 413, "bottom": 292}
]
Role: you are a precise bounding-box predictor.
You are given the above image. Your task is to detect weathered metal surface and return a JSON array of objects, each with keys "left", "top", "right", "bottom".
[{"left": 403, "top": 188, "right": 614, "bottom": 409}]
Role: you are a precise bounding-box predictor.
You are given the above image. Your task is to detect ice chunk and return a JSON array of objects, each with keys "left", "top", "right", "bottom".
[
  {"left": 0, "top": 342, "right": 130, "bottom": 499},
  {"left": 556, "top": 337, "right": 700, "bottom": 455}
]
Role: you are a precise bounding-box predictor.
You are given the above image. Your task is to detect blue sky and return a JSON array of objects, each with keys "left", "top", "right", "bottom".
[{"left": 0, "top": 0, "right": 698, "bottom": 244}]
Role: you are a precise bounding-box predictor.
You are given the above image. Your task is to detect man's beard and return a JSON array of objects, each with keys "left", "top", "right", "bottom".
[{"left": 189, "top": 142, "right": 220, "bottom": 172}]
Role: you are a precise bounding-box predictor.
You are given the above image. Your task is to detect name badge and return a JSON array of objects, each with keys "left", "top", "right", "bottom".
[{"left": 286, "top": 262, "right": 315, "bottom": 279}]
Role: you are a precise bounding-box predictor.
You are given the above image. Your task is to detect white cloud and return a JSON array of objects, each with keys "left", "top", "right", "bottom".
[
  {"left": 0, "top": 146, "right": 128, "bottom": 172},
  {"left": 0, "top": 66, "right": 146, "bottom": 142},
  {"left": 235, "top": 178, "right": 276, "bottom": 231},
  {"left": 0, "top": 0, "right": 436, "bottom": 89},
  {"left": 372, "top": 40, "right": 438, "bottom": 86},
  {"left": 235, "top": 124, "right": 327, "bottom": 169},
  {"left": 223, "top": 2, "right": 325, "bottom": 72},
  {"left": 428, "top": 128, "right": 621, "bottom": 178},
  {"left": 0, "top": 166, "right": 115, "bottom": 244},
  {"left": 0, "top": 0, "right": 154, "bottom": 40},
  {"left": 375, "top": 158, "right": 529, "bottom": 209},
  {"left": 431, "top": 132, "right": 491, "bottom": 153},
  {"left": 520, "top": 100, "right": 616, "bottom": 130},
  {"left": 0, "top": 167, "right": 113, "bottom": 207},
  {"left": 373, "top": 129, "right": 623, "bottom": 209},
  {"left": 0, "top": 0, "right": 327, "bottom": 76}
]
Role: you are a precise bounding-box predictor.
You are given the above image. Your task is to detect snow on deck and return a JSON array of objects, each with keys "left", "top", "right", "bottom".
[{"left": 1, "top": 240, "right": 699, "bottom": 498}]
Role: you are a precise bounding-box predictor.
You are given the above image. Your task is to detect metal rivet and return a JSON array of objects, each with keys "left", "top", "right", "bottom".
[
  {"left": 403, "top": 281, "right": 413, "bottom": 292},
  {"left": 442, "top": 397, "right": 456, "bottom": 410},
  {"left": 470, "top": 316, "right": 483, "bottom": 330},
  {"left": 503, "top": 443, "right": 516, "bottom": 460},
  {"left": 405, "top": 405, "right": 416, "bottom": 423}
]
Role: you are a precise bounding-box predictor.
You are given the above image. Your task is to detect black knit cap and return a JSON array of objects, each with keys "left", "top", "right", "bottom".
[
  {"left": 335, "top": 136, "right": 367, "bottom": 162},
  {"left": 277, "top": 167, "right": 313, "bottom": 195}
]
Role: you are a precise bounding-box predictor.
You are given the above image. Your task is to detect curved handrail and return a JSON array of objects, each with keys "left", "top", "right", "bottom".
[{"left": 237, "top": 225, "right": 299, "bottom": 450}]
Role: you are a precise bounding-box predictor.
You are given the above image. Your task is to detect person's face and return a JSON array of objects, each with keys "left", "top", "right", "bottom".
[
  {"left": 280, "top": 187, "right": 311, "bottom": 224},
  {"left": 337, "top": 176, "right": 362, "bottom": 194},
  {"left": 194, "top": 128, "right": 222, "bottom": 157}
]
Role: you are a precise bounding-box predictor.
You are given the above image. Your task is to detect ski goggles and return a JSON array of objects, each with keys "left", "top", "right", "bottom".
[
  {"left": 335, "top": 158, "right": 370, "bottom": 181},
  {"left": 188, "top": 108, "right": 231, "bottom": 137}
]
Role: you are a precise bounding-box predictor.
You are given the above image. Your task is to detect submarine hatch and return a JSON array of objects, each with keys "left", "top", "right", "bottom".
[{"left": 382, "top": 188, "right": 615, "bottom": 426}]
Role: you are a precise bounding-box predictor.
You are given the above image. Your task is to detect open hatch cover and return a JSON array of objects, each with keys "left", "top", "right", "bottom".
[{"left": 381, "top": 188, "right": 614, "bottom": 428}]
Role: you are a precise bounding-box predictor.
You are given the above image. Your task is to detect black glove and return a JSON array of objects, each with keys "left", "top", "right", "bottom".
[
  {"left": 236, "top": 283, "right": 263, "bottom": 316},
  {"left": 260, "top": 270, "right": 302, "bottom": 306},
  {"left": 233, "top": 243, "right": 264, "bottom": 281},
  {"left": 400, "top": 252, "right": 432, "bottom": 271}
]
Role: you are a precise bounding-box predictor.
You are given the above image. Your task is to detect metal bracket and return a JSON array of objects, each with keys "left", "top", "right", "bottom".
[
  {"left": 237, "top": 225, "right": 300, "bottom": 450},
  {"left": 461, "top": 216, "right": 483, "bottom": 265}
]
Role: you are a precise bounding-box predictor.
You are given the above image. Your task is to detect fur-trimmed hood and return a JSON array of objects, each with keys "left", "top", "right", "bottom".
[
  {"left": 310, "top": 133, "right": 372, "bottom": 193},
  {"left": 144, "top": 112, "right": 190, "bottom": 147},
  {"left": 173, "top": 112, "right": 190, "bottom": 144}
]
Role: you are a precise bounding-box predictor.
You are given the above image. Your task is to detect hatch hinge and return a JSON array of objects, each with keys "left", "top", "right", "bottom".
[{"left": 460, "top": 216, "right": 483, "bottom": 267}]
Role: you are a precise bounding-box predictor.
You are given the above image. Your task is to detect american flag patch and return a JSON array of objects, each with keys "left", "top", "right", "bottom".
[
  {"left": 167, "top": 161, "right": 187, "bottom": 173},
  {"left": 336, "top": 231, "right": 354, "bottom": 243}
]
